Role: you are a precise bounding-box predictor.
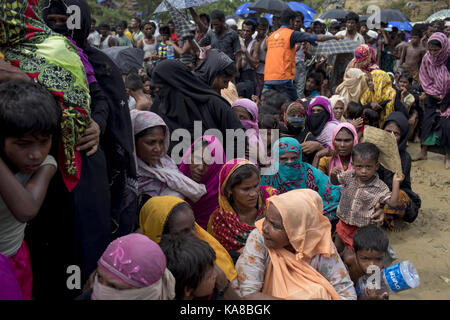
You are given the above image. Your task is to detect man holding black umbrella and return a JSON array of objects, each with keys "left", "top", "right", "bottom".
[{"left": 263, "top": 9, "right": 342, "bottom": 101}]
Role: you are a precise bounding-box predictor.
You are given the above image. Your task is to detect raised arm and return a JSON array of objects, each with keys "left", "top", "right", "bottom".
[
  {"left": 0, "top": 156, "right": 56, "bottom": 223},
  {"left": 189, "top": 7, "right": 209, "bottom": 34}
]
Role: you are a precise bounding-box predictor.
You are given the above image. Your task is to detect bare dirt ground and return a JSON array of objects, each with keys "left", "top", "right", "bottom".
[{"left": 388, "top": 142, "right": 450, "bottom": 300}]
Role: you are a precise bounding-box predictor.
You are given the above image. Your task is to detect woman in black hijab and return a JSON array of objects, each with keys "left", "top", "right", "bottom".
[
  {"left": 151, "top": 50, "right": 244, "bottom": 155},
  {"left": 379, "top": 112, "right": 421, "bottom": 229},
  {"left": 26, "top": 0, "right": 138, "bottom": 299}
]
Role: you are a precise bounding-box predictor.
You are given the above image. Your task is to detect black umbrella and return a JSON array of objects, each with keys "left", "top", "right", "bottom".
[
  {"left": 249, "top": 0, "right": 289, "bottom": 14},
  {"left": 380, "top": 9, "right": 409, "bottom": 23},
  {"left": 318, "top": 9, "right": 348, "bottom": 20},
  {"left": 102, "top": 46, "right": 144, "bottom": 74}
]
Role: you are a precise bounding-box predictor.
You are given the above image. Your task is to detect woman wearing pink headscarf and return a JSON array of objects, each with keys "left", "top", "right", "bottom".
[
  {"left": 231, "top": 98, "right": 267, "bottom": 165},
  {"left": 80, "top": 233, "right": 176, "bottom": 300},
  {"left": 178, "top": 135, "right": 226, "bottom": 229},
  {"left": 415, "top": 32, "right": 450, "bottom": 169},
  {"left": 312, "top": 123, "right": 358, "bottom": 177}
]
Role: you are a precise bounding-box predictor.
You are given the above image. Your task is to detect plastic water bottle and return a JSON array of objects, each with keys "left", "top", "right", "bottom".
[
  {"left": 357, "top": 260, "right": 420, "bottom": 299},
  {"left": 167, "top": 45, "right": 175, "bottom": 60}
]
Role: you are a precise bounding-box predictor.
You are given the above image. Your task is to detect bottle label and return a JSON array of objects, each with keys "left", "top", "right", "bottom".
[{"left": 384, "top": 263, "right": 410, "bottom": 292}]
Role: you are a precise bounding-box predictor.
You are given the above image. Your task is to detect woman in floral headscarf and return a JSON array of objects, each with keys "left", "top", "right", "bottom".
[
  {"left": 345, "top": 44, "right": 379, "bottom": 76},
  {"left": 360, "top": 69, "right": 397, "bottom": 126}
]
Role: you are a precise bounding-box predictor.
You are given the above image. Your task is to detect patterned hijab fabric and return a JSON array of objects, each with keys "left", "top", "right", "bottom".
[
  {"left": 261, "top": 137, "right": 341, "bottom": 220},
  {"left": 93, "top": 233, "right": 176, "bottom": 300},
  {"left": 0, "top": 0, "right": 91, "bottom": 191},
  {"left": 207, "top": 159, "right": 277, "bottom": 251},
  {"left": 419, "top": 32, "right": 450, "bottom": 100},
  {"left": 360, "top": 69, "right": 396, "bottom": 126},
  {"left": 346, "top": 44, "right": 379, "bottom": 75}
]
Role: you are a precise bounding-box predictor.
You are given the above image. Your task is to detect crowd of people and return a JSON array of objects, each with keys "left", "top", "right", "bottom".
[{"left": 0, "top": 0, "right": 448, "bottom": 301}]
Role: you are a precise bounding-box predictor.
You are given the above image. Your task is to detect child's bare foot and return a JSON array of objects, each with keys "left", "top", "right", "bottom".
[
  {"left": 445, "top": 158, "right": 450, "bottom": 170},
  {"left": 412, "top": 153, "right": 427, "bottom": 161}
]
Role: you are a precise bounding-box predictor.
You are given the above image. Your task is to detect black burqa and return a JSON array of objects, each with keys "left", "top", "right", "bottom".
[
  {"left": 379, "top": 112, "right": 421, "bottom": 223},
  {"left": 151, "top": 54, "right": 244, "bottom": 157},
  {"left": 26, "top": 0, "right": 137, "bottom": 299}
]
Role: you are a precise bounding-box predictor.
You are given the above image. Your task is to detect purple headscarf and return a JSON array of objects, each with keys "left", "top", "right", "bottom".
[
  {"left": 0, "top": 253, "right": 23, "bottom": 300},
  {"left": 98, "top": 233, "right": 167, "bottom": 288},
  {"left": 231, "top": 98, "right": 267, "bottom": 164},
  {"left": 307, "top": 96, "right": 339, "bottom": 148},
  {"left": 178, "top": 135, "right": 226, "bottom": 229},
  {"left": 232, "top": 98, "right": 259, "bottom": 132}
]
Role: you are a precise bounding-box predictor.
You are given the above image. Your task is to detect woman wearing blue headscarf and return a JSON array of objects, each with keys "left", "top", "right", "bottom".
[{"left": 261, "top": 137, "right": 342, "bottom": 224}]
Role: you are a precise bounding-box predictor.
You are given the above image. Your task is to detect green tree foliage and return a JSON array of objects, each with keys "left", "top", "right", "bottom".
[{"left": 87, "top": 0, "right": 132, "bottom": 25}]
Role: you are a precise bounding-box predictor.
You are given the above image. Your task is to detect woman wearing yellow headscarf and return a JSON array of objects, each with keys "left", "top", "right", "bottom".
[
  {"left": 235, "top": 189, "right": 356, "bottom": 300},
  {"left": 139, "top": 196, "right": 237, "bottom": 283},
  {"left": 360, "top": 70, "right": 396, "bottom": 126}
]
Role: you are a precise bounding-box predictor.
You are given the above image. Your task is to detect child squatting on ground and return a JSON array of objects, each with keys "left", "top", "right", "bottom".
[{"left": 0, "top": 80, "right": 60, "bottom": 299}]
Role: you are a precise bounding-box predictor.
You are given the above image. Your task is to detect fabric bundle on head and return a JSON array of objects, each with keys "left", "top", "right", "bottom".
[
  {"left": 335, "top": 68, "right": 368, "bottom": 104},
  {"left": 0, "top": 0, "right": 91, "bottom": 191},
  {"left": 178, "top": 135, "right": 226, "bottom": 229},
  {"left": 419, "top": 32, "right": 450, "bottom": 100},
  {"left": 360, "top": 70, "right": 396, "bottom": 126},
  {"left": 139, "top": 196, "right": 237, "bottom": 282},
  {"left": 329, "top": 95, "right": 348, "bottom": 122},
  {"left": 208, "top": 159, "right": 277, "bottom": 251},
  {"left": 346, "top": 44, "right": 379, "bottom": 75},
  {"left": 255, "top": 189, "right": 340, "bottom": 300},
  {"left": 130, "top": 109, "right": 207, "bottom": 202},
  {"left": 307, "top": 96, "right": 340, "bottom": 148},
  {"left": 93, "top": 233, "right": 175, "bottom": 300},
  {"left": 261, "top": 138, "right": 341, "bottom": 220},
  {"left": 328, "top": 123, "right": 358, "bottom": 176}
]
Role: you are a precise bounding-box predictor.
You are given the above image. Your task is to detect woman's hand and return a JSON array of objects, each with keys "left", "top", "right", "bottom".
[
  {"left": 301, "top": 141, "right": 323, "bottom": 154},
  {"left": 371, "top": 102, "right": 382, "bottom": 111},
  {"left": 77, "top": 119, "right": 100, "bottom": 156},
  {"left": 330, "top": 166, "right": 343, "bottom": 178},
  {"left": 364, "top": 288, "right": 389, "bottom": 300},
  {"left": 0, "top": 60, "right": 31, "bottom": 83},
  {"left": 315, "top": 147, "right": 334, "bottom": 159},
  {"left": 351, "top": 117, "right": 364, "bottom": 130}
]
